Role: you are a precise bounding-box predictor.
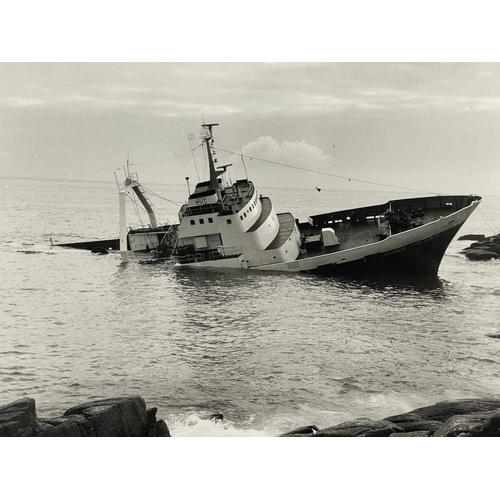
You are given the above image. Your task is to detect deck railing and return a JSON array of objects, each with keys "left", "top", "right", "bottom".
[
  {"left": 174, "top": 246, "right": 242, "bottom": 264},
  {"left": 182, "top": 203, "right": 223, "bottom": 217}
]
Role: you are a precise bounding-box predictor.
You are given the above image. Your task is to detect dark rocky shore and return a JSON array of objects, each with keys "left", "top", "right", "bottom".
[
  {"left": 0, "top": 396, "right": 170, "bottom": 437},
  {"left": 281, "top": 398, "right": 500, "bottom": 437},
  {"left": 459, "top": 233, "right": 500, "bottom": 261},
  {"left": 2, "top": 395, "right": 500, "bottom": 436}
]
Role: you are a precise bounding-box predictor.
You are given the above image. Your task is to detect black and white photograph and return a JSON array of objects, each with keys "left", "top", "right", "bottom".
[{"left": 1, "top": 2, "right": 499, "bottom": 497}]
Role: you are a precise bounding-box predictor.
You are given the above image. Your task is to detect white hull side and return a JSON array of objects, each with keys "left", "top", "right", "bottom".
[{"left": 175, "top": 256, "right": 245, "bottom": 269}]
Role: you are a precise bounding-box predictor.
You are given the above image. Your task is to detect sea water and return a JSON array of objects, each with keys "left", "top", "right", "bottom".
[{"left": 1, "top": 177, "right": 500, "bottom": 436}]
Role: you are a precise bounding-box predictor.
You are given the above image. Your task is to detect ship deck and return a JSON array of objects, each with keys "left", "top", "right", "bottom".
[
  {"left": 296, "top": 205, "right": 459, "bottom": 260},
  {"left": 267, "top": 213, "right": 295, "bottom": 250}
]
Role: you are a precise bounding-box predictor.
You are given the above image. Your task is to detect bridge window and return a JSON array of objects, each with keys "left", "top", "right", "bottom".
[
  {"left": 199, "top": 219, "right": 205, "bottom": 224},
  {"left": 208, "top": 217, "right": 213, "bottom": 223},
  {"left": 227, "top": 219, "right": 232, "bottom": 225},
  {"left": 190, "top": 220, "right": 195, "bottom": 226}
]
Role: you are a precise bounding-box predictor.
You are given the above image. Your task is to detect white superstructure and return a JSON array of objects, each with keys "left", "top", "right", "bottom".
[{"left": 172, "top": 124, "right": 302, "bottom": 268}]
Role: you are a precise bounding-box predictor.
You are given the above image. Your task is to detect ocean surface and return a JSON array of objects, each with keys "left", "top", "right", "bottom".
[{"left": 1, "top": 176, "right": 500, "bottom": 436}]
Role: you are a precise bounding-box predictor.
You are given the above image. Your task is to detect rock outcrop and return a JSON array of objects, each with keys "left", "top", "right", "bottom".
[
  {"left": 0, "top": 396, "right": 170, "bottom": 437},
  {"left": 462, "top": 233, "right": 500, "bottom": 261},
  {"left": 313, "top": 418, "right": 404, "bottom": 437},
  {"left": 281, "top": 398, "right": 500, "bottom": 437},
  {"left": 0, "top": 398, "right": 41, "bottom": 437},
  {"left": 280, "top": 425, "right": 319, "bottom": 437},
  {"left": 433, "top": 410, "right": 500, "bottom": 437},
  {"left": 457, "top": 234, "right": 485, "bottom": 241}
]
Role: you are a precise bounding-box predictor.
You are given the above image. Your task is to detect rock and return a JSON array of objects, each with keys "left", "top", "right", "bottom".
[
  {"left": 314, "top": 418, "right": 404, "bottom": 437},
  {"left": 281, "top": 433, "right": 313, "bottom": 437},
  {"left": 88, "top": 405, "right": 134, "bottom": 436},
  {"left": 363, "top": 420, "right": 407, "bottom": 437},
  {"left": 433, "top": 410, "right": 500, "bottom": 437},
  {"left": 458, "top": 234, "right": 485, "bottom": 241},
  {"left": 389, "top": 430, "right": 431, "bottom": 437},
  {"left": 477, "top": 246, "right": 500, "bottom": 255},
  {"left": 406, "top": 398, "right": 500, "bottom": 423},
  {"left": 281, "top": 425, "right": 319, "bottom": 437},
  {"left": 38, "top": 414, "right": 96, "bottom": 436},
  {"left": 64, "top": 396, "right": 151, "bottom": 437},
  {"left": 468, "top": 242, "right": 500, "bottom": 253},
  {"left": 314, "top": 418, "right": 373, "bottom": 437},
  {"left": 384, "top": 412, "right": 442, "bottom": 433},
  {"left": 461, "top": 233, "right": 500, "bottom": 261},
  {"left": 155, "top": 419, "right": 171, "bottom": 437},
  {"left": 208, "top": 413, "right": 224, "bottom": 422},
  {"left": 37, "top": 418, "right": 84, "bottom": 437},
  {"left": 146, "top": 407, "right": 158, "bottom": 426},
  {"left": 463, "top": 249, "right": 498, "bottom": 261},
  {"left": 472, "top": 238, "right": 500, "bottom": 246},
  {"left": 0, "top": 395, "right": 170, "bottom": 437},
  {"left": 275, "top": 398, "right": 500, "bottom": 437},
  {"left": 0, "top": 397, "right": 40, "bottom": 437}
]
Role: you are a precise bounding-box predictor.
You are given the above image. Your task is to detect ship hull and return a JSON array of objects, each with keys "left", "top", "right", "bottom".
[
  {"left": 308, "top": 222, "right": 464, "bottom": 277},
  {"left": 255, "top": 196, "right": 480, "bottom": 277}
]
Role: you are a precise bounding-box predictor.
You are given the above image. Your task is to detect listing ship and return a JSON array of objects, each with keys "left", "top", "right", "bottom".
[
  {"left": 58, "top": 123, "right": 482, "bottom": 277},
  {"left": 162, "top": 123, "right": 481, "bottom": 276}
]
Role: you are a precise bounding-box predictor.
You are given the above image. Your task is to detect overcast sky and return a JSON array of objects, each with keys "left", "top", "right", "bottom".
[{"left": 1, "top": 62, "right": 499, "bottom": 195}]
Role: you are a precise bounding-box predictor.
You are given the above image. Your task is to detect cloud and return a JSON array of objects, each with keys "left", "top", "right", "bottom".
[
  {"left": 354, "top": 86, "right": 500, "bottom": 111},
  {"left": 3, "top": 62, "right": 500, "bottom": 118},
  {"left": 1, "top": 97, "right": 47, "bottom": 107},
  {"left": 227, "top": 136, "right": 335, "bottom": 188}
]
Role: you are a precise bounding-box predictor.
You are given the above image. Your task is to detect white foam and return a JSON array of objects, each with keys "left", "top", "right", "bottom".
[{"left": 167, "top": 413, "right": 272, "bottom": 437}]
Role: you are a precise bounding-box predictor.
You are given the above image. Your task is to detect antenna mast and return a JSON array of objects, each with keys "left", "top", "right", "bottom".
[
  {"left": 201, "top": 123, "right": 221, "bottom": 199},
  {"left": 187, "top": 131, "right": 200, "bottom": 182},
  {"left": 240, "top": 149, "right": 249, "bottom": 179},
  {"left": 126, "top": 153, "right": 131, "bottom": 177}
]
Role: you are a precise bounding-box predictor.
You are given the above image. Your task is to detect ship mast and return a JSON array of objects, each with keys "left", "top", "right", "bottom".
[{"left": 201, "top": 123, "right": 221, "bottom": 200}]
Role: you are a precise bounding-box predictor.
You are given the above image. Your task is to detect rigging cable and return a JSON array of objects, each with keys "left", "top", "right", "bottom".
[
  {"left": 139, "top": 185, "right": 184, "bottom": 207},
  {"left": 477, "top": 206, "right": 500, "bottom": 234},
  {"left": 127, "top": 190, "right": 146, "bottom": 228},
  {"left": 187, "top": 132, "right": 201, "bottom": 182},
  {"left": 212, "top": 146, "right": 442, "bottom": 196},
  {"left": 132, "top": 145, "right": 201, "bottom": 167},
  {"left": 124, "top": 191, "right": 170, "bottom": 228}
]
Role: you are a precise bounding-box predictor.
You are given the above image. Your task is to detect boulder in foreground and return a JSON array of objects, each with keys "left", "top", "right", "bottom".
[
  {"left": 433, "top": 410, "right": 500, "bottom": 437},
  {"left": 0, "top": 396, "right": 170, "bottom": 437},
  {"left": 282, "top": 398, "right": 500, "bottom": 437},
  {"left": 0, "top": 398, "right": 41, "bottom": 437}
]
